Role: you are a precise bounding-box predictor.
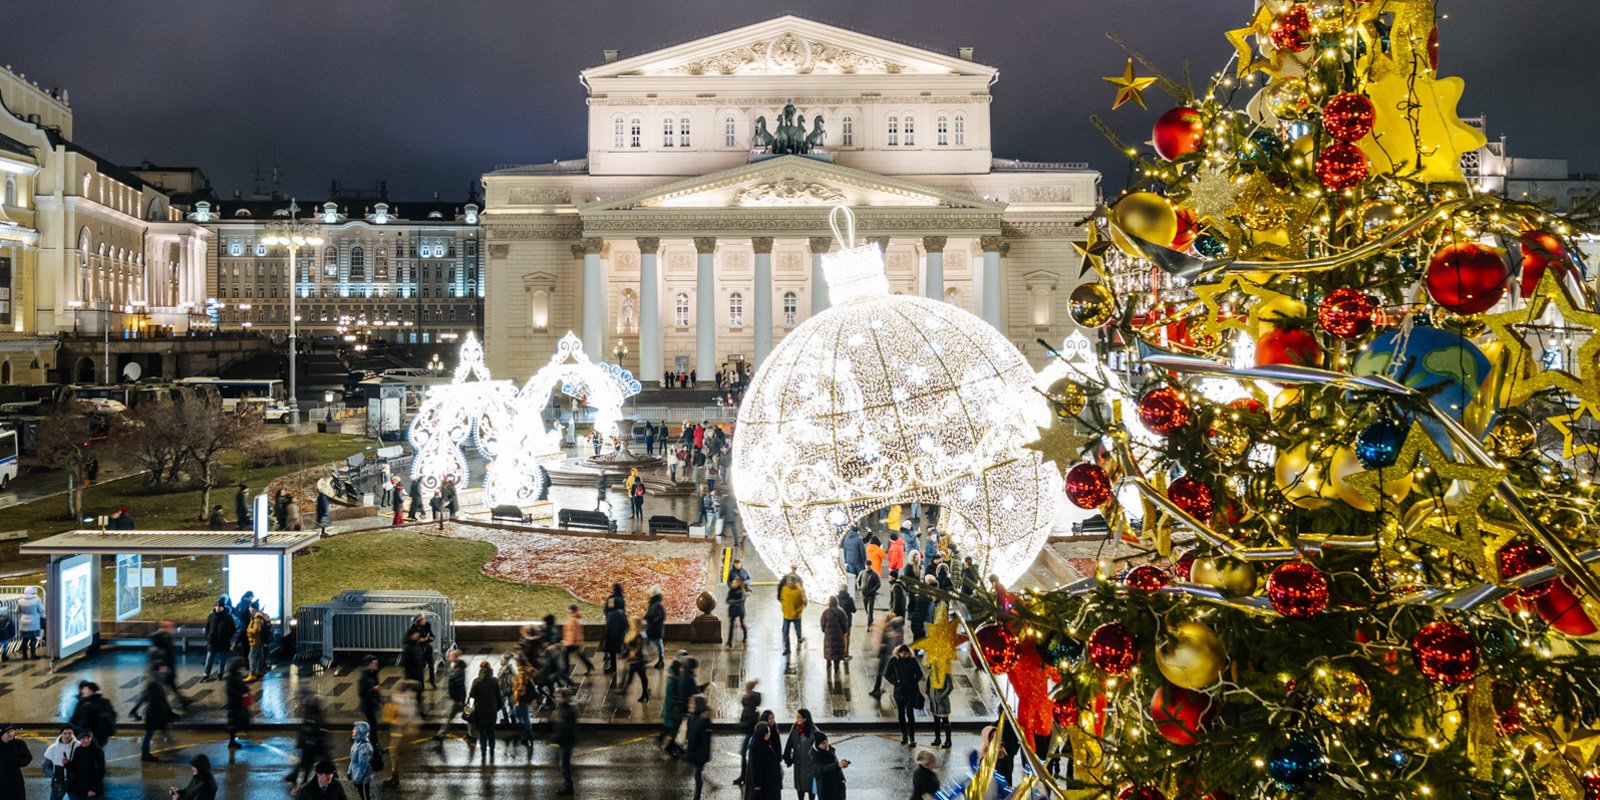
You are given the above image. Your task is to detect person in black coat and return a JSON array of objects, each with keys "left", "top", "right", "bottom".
[
  {"left": 674, "top": 658, "right": 709, "bottom": 726},
  {"left": 357, "top": 656, "right": 382, "bottom": 748},
  {"left": 168, "top": 753, "right": 217, "bottom": 800},
  {"left": 910, "top": 749, "right": 940, "bottom": 800},
  {"left": 884, "top": 645, "right": 925, "bottom": 746},
  {"left": 235, "top": 483, "right": 251, "bottom": 530},
  {"left": 734, "top": 681, "right": 762, "bottom": 787},
  {"left": 203, "top": 601, "right": 237, "bottom": 681},
  {"left": 289, "top": 688, "right": 332, "bottom": 786},
  {"left": 69, "top": 682, "right": 116, "bottom": 747},
  {"left": 684, "top": 695, "right": 714, "bottom": 800},
  {"left": 404, "top": 614, "right": 436, "bottom": 687},
  {"left": 0, "top": 723, "right": 31, "bottom": 800},
  {"left": 549, "top": 688, "right": 577, "bottom": 795},
  {"left": 225, "top": 658, "right": 251, "bottom": 749},
  {"left": 643, "top": 591, "right": 667, "bottom": 668},
  {"left": 812, "top": 736, "right": 850, "bottom": 800},
  {"left": 467, "top": 662, "right": 501, "bottom": 763},
  {"left": 294, "top": 761, "right": 346, "bottom": 800},
  {"left": 138, "top": 664, "right": 175, "bottom": 761},
  {"left": 600, "top": 598, "right": 628, "bottom": 675},
  {"left": 64, "top": 730, "right": 105, "bottom": 800},
  {"left": 746, "top": 722, "right": 785, "bottom": 800}
]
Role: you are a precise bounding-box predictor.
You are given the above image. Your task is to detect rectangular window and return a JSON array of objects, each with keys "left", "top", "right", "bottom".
[
  {"left": 783, "top": 292, "right": 797, "bottom": 326},
  {"left": 887, "top": 116, "right": 899, "bottom": 147},
  {"left": 664, "top": 119, "right": 675, "bottom": 148},
  {"left": 630, "top": 119, "right": 641, "bottom": 148},
  {"left": 0, "top": 255, "right": 11, "bottom": 326},
  {"left": 954, "top": 115, "right": 966, "bottom": 146},
  {"left": 613, "top": 117, "right": 625, "bottom": 149},
  {"left": 842, "top": 117, "right": 854, "bottom": 147},
  {"left": 904, "top": 116, "right": 915, "bottom": 146},
  {"left": 724, "top": 117, "right": 737, "bottom": 148},
  {"left": 679, "top": 118, "right": 691, "bottom": 148},
  {"left": 938, "top": 117, "right": 949, "bottom": 146},
  {"left": 729, "top": 294, "right": 743, "bottom": 327}
]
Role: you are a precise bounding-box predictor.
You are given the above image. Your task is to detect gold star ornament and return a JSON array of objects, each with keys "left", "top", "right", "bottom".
[
  {"left": 1480, "top": 271, "right": 1600, "bottom": 409},
  {"left": 1025, "top": 419, "right": 1092, "bottom": 479},
  {"left": 1104, "top": 59, "right": 1158, "bottom": 110},
  {"left": 1548, "top": 403, "right": 1600, "bottom": 460},
  {"left": 912, "top": 604, "right": 967, "bottom": 689}
]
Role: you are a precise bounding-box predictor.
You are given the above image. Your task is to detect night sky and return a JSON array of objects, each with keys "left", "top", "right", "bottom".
[{"left": 9, "top": 1, "right": 1598, "bottom": 200}]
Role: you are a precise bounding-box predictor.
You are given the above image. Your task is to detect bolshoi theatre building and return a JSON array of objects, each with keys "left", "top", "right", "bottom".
[{"left": 481, "top": 16, "right": 1101, "bottom": 383}]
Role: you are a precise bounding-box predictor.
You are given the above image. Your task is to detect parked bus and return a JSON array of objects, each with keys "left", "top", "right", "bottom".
[
  {"left": 175, "top": 377, "right": 291, "bottom": 422},
  {"left": 0, "top": 427, "right": 17, "bottom": 490}
]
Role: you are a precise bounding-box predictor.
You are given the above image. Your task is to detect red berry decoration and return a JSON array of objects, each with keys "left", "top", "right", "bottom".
[
  {"left": 1315, "top": 141, "right": 1370, "bottom": 191},
  {"left": 1426, "top": 242, "right": 1509, "bottom": 315},
  {"left": 1266, "top": 561, "right": 1330, "bottom": 618},
  {"left": 1269, "top": 5, "right": 1313, "bottom": 52},
  {"left": 1125, "top": 565, "right": 1170, "bottom": 592},
  {"left": 1138, "top": 386, "right": 1191, "bottom": 435},
  {"left": 1317, "top": 288, "right": 1376, "bottom": 339},
  {"left": 1167, "top": 476, "right": 1215, "bottom": 522},
  {"left": 1411, "top": 621, "right": 1479, "bottom": 686},
  {"left": 1117, "top": 786, "right": 1167, "bottom": 800},
  {"left": 1497, "top": 538, "right": 1554, "bottom": 598},
  {"left": 972, "top": 623, "right": 1020, "bottom": 674},
  {"left": 1088, "top": 621, "right": 1140, "bottom": 676},
  {"left": 1321, "top": 93, "right": 1376, "bottom": 142},
  {"left": 1052, "top": 694, "right": 1080, "bottom": 729},
  {"left": 1065, "top": 463, "right": 1113, "bottom": 509},
  {"left": 1255, "top": 327, "right": 1322, "bottom": 367},
  {"left": 1153, "top": 107, "right": 1205, "bottom": 161},
  {"left": 1150, "top": 685, "right": 1217, "bottom": 745},
  {"left": 1520, "top": 230, "right": 1573, "bottom": 297}
]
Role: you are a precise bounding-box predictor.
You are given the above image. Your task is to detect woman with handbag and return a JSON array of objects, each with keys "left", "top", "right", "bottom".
[{"left": 884, "top": 645, "right": 925, "bottom": 746}]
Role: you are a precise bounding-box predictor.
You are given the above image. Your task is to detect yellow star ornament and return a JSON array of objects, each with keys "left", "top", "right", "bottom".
[
  {"left": 1548, "top": 403, "right": 1600, "bottom": 460},
  {"left": 1356, "top": 70, "right": 1487, "bottom": 184},
  {"left": 1189, "top": 272, "right": 1296, "bottom": 338},
  {"left": 911, "top": 605, "right": 966, "bottom": 689},
  {"left": 1480, "top": 271, "right": 1600, "bottom": 409},
  {"left": 1025, "top": 419, "right": 1091, "bottom": 480},
  {"left": 1104, "top": 59, "right": 1158, "bottom": 110}
]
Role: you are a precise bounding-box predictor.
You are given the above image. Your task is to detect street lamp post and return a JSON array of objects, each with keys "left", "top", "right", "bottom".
[{"left": 263, "top": 206, "right": 325, "bottom": 431}]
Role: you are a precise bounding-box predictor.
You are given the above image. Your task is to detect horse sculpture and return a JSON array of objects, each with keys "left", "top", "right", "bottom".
[{"left": 753, "top": 99, "right": 824, "bottom": 156}]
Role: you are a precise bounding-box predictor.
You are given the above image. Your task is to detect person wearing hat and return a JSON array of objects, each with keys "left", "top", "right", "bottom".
[
  {"left": 168, "top": 754, "right": 216, "bottom": 800},
  {"left": 68, "top": 682, "right": 115, "bottom": 747},
  {"left": 812, "top": 735, "right": 850, "bottom": 800},
  {"left": 42, "top": 727, "right": 76, "bottom": 800},
  {"left": 1, "top": 723, "right": 32, "bottom": 800},
  {"left": 293, "top": 761, "right": 345, "bottom": 800},
  {"left": 549, "top": 687, "right": 578, "bottom": 795},
  {"left": 910, "top": 749, "right": 940, "bottom": 800},
  {"left": 684, "top": 694, "right": 714, "bottom": 799},
  {"left": 15, "top": 587, "right": 42, "bottom": 660},
  {"left": 64, "top": 729, "right": 105, "bottom": 800}
]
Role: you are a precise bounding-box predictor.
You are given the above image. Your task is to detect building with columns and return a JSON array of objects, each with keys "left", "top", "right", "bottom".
[{"left": 481, "top": 16, "right": 1100, "bottom": 383}]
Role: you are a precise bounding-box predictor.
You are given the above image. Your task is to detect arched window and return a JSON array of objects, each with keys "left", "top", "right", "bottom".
[
  {"left": 937, "top": 115, "right": 949, "bottom": 146},
  {"left": 613, "top": 115, "right": 625, "bottom": 149},
  {"left": 954, "top": 114, "right": 966, "bottom": 146},
  {"left": 3, "top": 177, "right": 14, "bottom": 207},
  {"left": 375, "top": 247, "right": 390, "bottom": 280},
  {"left": 674, "top": 292, "right": 690, "bottom": 327},
  {"left": 782, "top": 291, "right": 798, "bottom": 326},
  {"left": 77, "top": 228, "right": 91, "bottom": 302},
  {"left": 323, "top": 246, "right": 338, "bottom": 276},
  {"left": 728, "top": 292, "right": 744, "bottom": 327},
  {"left": 0, "top": 360, "right": 10, "bottom": 385},
  {"left": 841, "top": 116, "right": 854, "bottom": 147},
  {"left": 349, "top": 245, "right": 366, "bottom": 280},
  {"left": 529, "top": 289, "right": 549, "bottom": 330},
  {"left": 724, "top": 116, "right": 737, "bottom": 148},
  {"left": 903, "top": 115, "right": 916, "bottom": 146},
  {"left": 629, "top": 116, "right": 642, "bottom": 148},
  {"left": 679, "top": 117, "right": 691, "bottom": 148},
  {"left": 663, "top": 117, "right": 675, "bottom": 148},
  {"left": 886, "top": 116, "right": 899, "bottom": 147}
]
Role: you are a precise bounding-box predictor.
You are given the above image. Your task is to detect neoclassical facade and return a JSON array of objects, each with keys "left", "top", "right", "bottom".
[{"left": 482, "top": 16, "right": 1100, "bottom": 383}]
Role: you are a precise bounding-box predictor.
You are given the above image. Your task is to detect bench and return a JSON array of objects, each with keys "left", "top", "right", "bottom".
[
  {"left": 648, "top": 515, "right": 690, "bottom": 535},
  {"left": 490, "top": 504, "right": 531, "bottom": 524},
  {"left": 0, "top": 530, "right": 27, "bottom": 543},
  {"left": 558, "top": 508, "right": 616, "bottom": 532}
]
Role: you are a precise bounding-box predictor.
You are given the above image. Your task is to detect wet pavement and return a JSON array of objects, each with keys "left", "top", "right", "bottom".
[{"left": 7, "top": 724, "right": 985, "bottom": 799}]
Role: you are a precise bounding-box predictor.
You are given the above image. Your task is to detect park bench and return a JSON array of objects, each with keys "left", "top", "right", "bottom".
[
  {"left": 490, "top": 504, "right": 532, "bottom": 524},
  {"left": 647, "top": 515, "right": 689, "bottom": 535},
  {"left": 557, "top": 508, "right": 616, "bottom": 532}
]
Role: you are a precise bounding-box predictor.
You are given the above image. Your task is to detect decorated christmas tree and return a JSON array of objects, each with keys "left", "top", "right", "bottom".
[{"left": 964, "top": 1, "right": 1600, "bottom": 798}]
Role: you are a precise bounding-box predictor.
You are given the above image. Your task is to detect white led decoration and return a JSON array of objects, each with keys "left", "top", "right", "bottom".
[{"left": 733, "top": 206, "right": 1060, "bottom": 598}]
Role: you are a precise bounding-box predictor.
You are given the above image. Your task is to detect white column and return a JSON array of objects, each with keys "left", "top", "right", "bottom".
[
  {"left": 637, "top": 237, "right": 663, "bottom": 387},
  {"left": 580, "top": 237, "right": 604, "bottom": 361},
  {"left": 808, "top": 236, "right": 832, "bottom": 315},
  {"left": 752, "top": 237, "right": 774, "bottom": 366},
  {"left": 694, "top": 237, "right": 716, "bottom": 385},
  {"left": 923, "top": 236, "right": 946, "bottom": 300},
  {"left": 980, "top": 236, "right": 1004, "bottom": 328}
]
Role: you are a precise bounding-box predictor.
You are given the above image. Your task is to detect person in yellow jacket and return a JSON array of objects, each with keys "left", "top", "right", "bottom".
[
  {"left": 245, "top": 607, "right": 272, "bottom": 681},
  {"left": 778, "top": 573, "right": 807, "bottom": 656}
]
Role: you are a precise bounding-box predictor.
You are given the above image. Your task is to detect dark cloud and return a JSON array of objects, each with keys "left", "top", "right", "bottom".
[{"left": 8, "top": 0, "right": 1597, "bottom": 198}]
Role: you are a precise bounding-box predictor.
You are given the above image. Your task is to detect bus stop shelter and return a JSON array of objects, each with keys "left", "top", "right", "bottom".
[{"left": 19, "top": 529, "right": 321, "bottom": 663}]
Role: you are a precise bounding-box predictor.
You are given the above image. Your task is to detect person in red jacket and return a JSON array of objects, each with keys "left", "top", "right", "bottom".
[{"left": 886, "top": 532, "right": 906, "bottom": 572}]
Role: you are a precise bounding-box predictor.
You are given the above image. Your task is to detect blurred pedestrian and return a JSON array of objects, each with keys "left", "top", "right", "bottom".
[
  {"left": 137, "top": 663, "right": 174, "bottom": 762},
  {"left": 434, "top": 648, "right": 467, "bottom": 741},
  {"left": 357, "top": 655, "right": 383, "bottom": 751},
  {"left": 390, "top": 478, "right": 405, "bottom": 526},
  {"left": 16, "top": 587, "right": 41, "bottom": 661},
  {"left": 208, "top": 505, "right": 228, "bottom": 530},
  {"left": 550, "top": 688, "right": 578, "bottom": 795},
  {"left": 225, "top": 658, "right": 251, "bottom": 749},
  {"left": 288, "top": 688, "right": 331, "bottom": 785},
  {"left": 644, "top": 588, "right": 667, "bottom": 667},
  {"left": 563, "top": 604, "right": 595, "bottom": 676},
  {"left": 857, "top": 567, "right": 881, "bottom": 630},
  {"left": 168, "top": 754, "right": 216, "bottom": 800},
  {"left": 734, "top": 680, "right": 761, "bottom": 788},
  {"left": 911, "top": 749, "right": 940, "bottom": 800},
  {"left": 601, "top": 598, "right": 627, "bottom": 677},
  {"left": 347, "top": 724, "right": 374, "bottom": 800},
  {"left": 685, "top": 694, "right": 714, "bottom": 800},
  {"left": 234, "top": 483, "right": 250, "bottom": 530},
  {"left": 622, "top": 621, "right": 651, "bottom": 702}
]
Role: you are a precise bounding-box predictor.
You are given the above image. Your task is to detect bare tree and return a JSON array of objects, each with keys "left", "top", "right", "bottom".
[
  {"left": 32, "top": 401, "right": 120, "bottom": 520},
  {"left": 179, "top": 404, "right": 266, "bottom": 521},
  {"left": 121, "top": 403, "right": 189, "bottom": 485}
]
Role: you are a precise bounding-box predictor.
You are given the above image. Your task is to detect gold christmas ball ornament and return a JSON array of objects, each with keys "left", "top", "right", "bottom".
[
  {"left": 1353, "top": 198, "right": 1407, "bottom": 240},
  {"left": 1488, "top": 412, "right": 1537, "bottom": 459},
  {"left": 1275, "top": 442, "right": 1339, "bottom": 509},
  {"left": 1206, "top": 416, "right": 1251, "bottom": 462},
  {"left": 1253, "top": 295, "right": 1309, "bottom": 337},
  {"left": 1266, "top": 78, "right": 1315, "bottom": 120},
  {"left": 1068, "top": 282, "right": 1118, "bottom": 328},
  {"left": 1307, "top": 665, "right": 1372, "bottom": 723},
  {"left": 1307, "top": 0, "right": 1350, "bottom": 34},
  {"left": 1287, "top": 133, "right": 1320, "bottom": 183},
  {"left": 1110, "top": 192, "right": 1179, "bottom": 255},
  {"left": 1330, "top": 445, "right": 1414, "bottom": 512},
  {"left": 1050, "top": 379, "right": 1089, "bottom": 418},
  {"left": 1190, "top": 556, "right": 1259, "bottom": 597},
  {"left": 1155, "top": 620, "right": 1229, "bottom": 690}
]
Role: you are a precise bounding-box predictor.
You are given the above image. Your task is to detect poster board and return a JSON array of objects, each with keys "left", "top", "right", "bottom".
[
  {"left": 54, "top": 554, "right": 95, "bottom": 659},
  {"left": 115, "top": 553, "right": 142, "bottom": 620}
]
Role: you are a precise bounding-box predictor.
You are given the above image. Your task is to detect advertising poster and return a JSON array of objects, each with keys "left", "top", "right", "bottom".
[
  {"left": 228, "top": 553, "right": 282, "bottom": 621},
  {"left": 57, "top": 554, "right": 94, "bottom": 657},
  {"left": 115, "top": 553, "right": 142, "bottom": 620}
]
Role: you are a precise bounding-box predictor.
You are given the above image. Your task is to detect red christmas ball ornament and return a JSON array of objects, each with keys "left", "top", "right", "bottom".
[
  {"left": 1116, "top": 786, "right": 1167, "bottom": 800},
  {"left": 1174, "top": 550, "right": 1197, "bottom": 581},
  {"left": 1321, "top": 93, "right": 1376, "bottom": 142},
  {"left": 1172, "top": 208, "right": 1200, "bottom": 251},
  {"left": 1497, "top": 538, "right": 1555, "bottom": 598},
  {"left": 1427, "top": 26, "right": 1439, "bottom": 71},
  {"left": 1065, "top": 463, "right": 1113, "bottom": 509},
  {"left": 1125, "top": 565, "right": 1170, "bottom": 592},
  {"left": 972, "top": 622, "right": 1020, "bottom": 674},
  {"left": 1052, "top": 694, "right": 1080, "bottom": 729},
  {"left": 1150, "top": 685, "right": 1217, "bottom": 745},
  {"left": 1269, "top": 5, "right": 1313, "bottom": 52},
  {"left": 1535, "top": 578, "right": 1600, "bottom": 637},
  {"left": 1315, "top": 141, "right": 1370, "bottom": 191},
  {"left": 1255, "top": 327, "right": 1322, "bottom": 367},
  {"left": 1266, "top": 561, "right": 1331, "bottom": 618},
  {"left": 1087, "top": 621, "right": 1141, "bottom": 676},
  {"left": 1317, "top": 288, "right": 1376, "bottom": 339},
  {"left": 1520, "top": 230, "right": 1573, "bottom": 297},
  {"left": 1582, "top": 769, "right": 1600, "bottom": 800},
  {"left": 1153, "top": 107, "right": 1206, "bottom": 162},
  {"left": 1137, "top": 386, "right": 1191, "bottom": 435},
  {"left": 1426, "top": 242, "right": 1509, "bottom": 315},
  {"left": 1411, "top": 621, "right": 1479, "bottom": 686},
  {"left": 1229, "top": 397, "right": 1266, "bottom": 415},
  {"left": 1167, "top": 476, "right": 1215, "bottom": 522}
]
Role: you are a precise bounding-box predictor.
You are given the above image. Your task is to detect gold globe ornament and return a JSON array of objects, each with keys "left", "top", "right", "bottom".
[
  {"left": 1110, "top": 192, "right": 1178, "bottom": 256},
  {"left": 1048, "top": 378, "right": 1089, "bottom": 418},
  {"left": 1068, "top": 282, "right": 1117, "bottom": 328},
  {"left": 1155, "top": 619, "right": 1229, "bottom": 690},
  {"left": 1307, "top": 665, "right": 1372, "bottom": 723},
  {"left": 1275, "top": 441, "right": 1340, "bottom": 509},
  {"left": 1190, "top": 556, "right": 1259, "bottom": 597},
  {"left": 1206, "top": 415, "right": 1252, "bottom": 462},
  {"left": 1330, "top": 445, "right": 1414, "bottom": 511},
  {"left": 1266, "top": 77, "right": 1315, "bottom": 120},
  {"left": 1351, "top": 198, "right": 1407, "bottom": 241},
  {"left": 1488, "top": 412, "right": 1538, "bottom": 459},
  {"left": 1306, "top": 0, "right": 1351, "bottom": 34}
]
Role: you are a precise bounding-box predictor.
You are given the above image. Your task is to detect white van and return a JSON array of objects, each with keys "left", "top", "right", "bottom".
[{"left": 0, "top": 428, "right": 17, "bottom": 490}]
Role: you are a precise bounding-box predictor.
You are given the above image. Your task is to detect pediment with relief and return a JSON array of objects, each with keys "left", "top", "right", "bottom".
[{"left": 667, "top": 32, "right": 908, "bottom": 76}]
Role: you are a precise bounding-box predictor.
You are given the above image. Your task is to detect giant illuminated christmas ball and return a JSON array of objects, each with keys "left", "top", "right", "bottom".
[{"left": 733, "top": 222, "right": 1059, "bottom": 598}]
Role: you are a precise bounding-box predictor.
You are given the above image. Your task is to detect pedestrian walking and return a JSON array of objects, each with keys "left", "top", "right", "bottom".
[
  {"left": 885, "top": 644, "right": 925, "bottom": 745},
  {"left": 316, "top": 492, "right": 332, "bottom": 534},
  {"left": 644, "top": 588, "right": 667, "bottom": 667},
  {"left": 563, "top": 604, "right": 595, "bottom": 675},
  {"left": 745, "top": 722, "right": 784, "bottom": 800},
  {"left": 820, "top": 596, "right": 849, "bottom": 675},
  {"left": 685, "top": 694, "right": 714, "bottom": 800},
  {"left": 840, "top": 527, "right": 866, "bottom": 578},
  {"left": 889, "top": 570, "right": 909, "bottom": 620},
  {"left": 208, "top": 505, "right": 228, "bottom": 530},
  {"left": 675, "top": 657, "right": 709, "bottom": 739},
  {"left": 856, "top": 567, "right": 880, "bottom": 630},
  {"left": 622, "top": 623, "right": 651, "bottom": 702},
  {"left": 408, "top": 477, "right": 423, "bottom": 521},
  {"left": 16, "top": 587, "right": 40, "bottom": 660},
  {"left": 835, "top": 586, "right": 857, "bottom": 652},
  {"left": 910, "top": 749, "right": 941, "bottom": 800},
  {"left": 293, "top": 761, "right": 345, "bottom": 800},
  {"left": 783, "top": 709, "right": 821, "bottom": 800},
  {"left": 42, "top": 727, "right": 74, "bottom": 800},
  {"left": 887, "top": 531, "right": 906, "bottom": 573},
  {"left": 289, "top": 688, "right": 331, "bottom": 785},
  {"left": 151, "top": 619, "right": 190, "bottom": 709},
  {"left": 927, "top": 663, "right": 954, "bottom": 749},
  {"left": 246, "top": 603, "right": 272, "bottom": 680},
  {"left": 512, "top": 657, "right": 538, "bottom": 749},
  {"left": 234, "top": 483, "right": 250, "bottom": 530},
  {"left": 347, "top": 723, "right": 375, "bottom": 800},
  {"left": 63, "top": 730, "right": 105, "bottom": 800},
  {"left": 869, "top": 617, "right": 906, "bottom": 700},
  {"left": 659, "top": 659, "right": 683, "bottom": 755},
  {"left": 405, "top": 613, "right": 437, "bottom": 688},
  {"left": 274, "top": 490, "right": 291, "bottom": 531},
  {"left": 381, "top": 681, "right": 419, "bottom": 786},
  {"left": 434, "top": 648, "right": 467, "bottom": 741},
  {"left": 779, "top": 573, "right": 807, "bottom": 656},
  {"left": 285, "top": 495, "right": 303, "bottom": 531},
  {"left": 812, "top": 736, "right": 850, "bottom": 800},
  {"left": 0, "top": 723, "right": 31, "bottom": 800},
  {"left": 390, "top": 478, "right": 405, "bottom": 526},
  {"left": 202, "top": 599, "right": 236, "bottom": 680},
  {"left": 68, "top": 681, "right": 116, "bottom": 747},
  {"left": 908, "top": 577, "right": 934, "bottom": 644},
  {"left": 726, "top": 576, "right": 749, "bottom": 646},
  {"left": 468, "top": 661, "right": 501, "bottom": 763},
  {"left": 550, "top": 688, "right": 578, "bottom": 795},
  {"left": 727, "top": 557, "right": 752, "bottom": 587},
  {"left": 137, "top": 664, "right": 174, "bottom": 762},
  {"left": 601, "top": 597, "right": 627, "bottom": 676},
  {"left": 357, "top": 655, "right": 383, "bottom": 751},
  {"left": 734, "top": 680, "right": 761, "bottom": 788},
  {"left": 168, "top": 753, "right": 217, "bottom": 800},
  {"left": 225, "top": 658, "right": 251, "bottom": 749}
]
